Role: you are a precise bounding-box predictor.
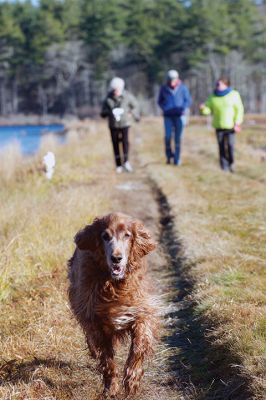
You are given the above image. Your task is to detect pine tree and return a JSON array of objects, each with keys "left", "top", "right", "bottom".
[{"left": 80, "top": 0, "right": 126, "bottom": 77}]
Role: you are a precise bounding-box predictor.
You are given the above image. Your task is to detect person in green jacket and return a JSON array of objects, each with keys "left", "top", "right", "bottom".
[
  {"left": 200, "top": 77, "right": 244, "bottom": 172},
  {"left": 101, "top": 77, "right": 140, "bottom": 174}
]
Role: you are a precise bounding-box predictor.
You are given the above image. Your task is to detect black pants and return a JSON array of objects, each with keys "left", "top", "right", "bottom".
[
  {"left": 216, "top": 129, "right": 235, "bottom": 170},
  {"left": 110, "top": 127, "right": 129, "bottom": 167}
]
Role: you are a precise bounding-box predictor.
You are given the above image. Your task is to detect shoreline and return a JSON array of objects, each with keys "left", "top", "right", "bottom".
[
  {"left": 0, "top": 113, "right": 266, "bottom": 127},
  {"left": 0, "top": 114, "right": 79, "bottom": 127}
]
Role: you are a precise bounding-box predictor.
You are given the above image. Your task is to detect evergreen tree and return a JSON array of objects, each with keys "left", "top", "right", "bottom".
[
  {"left": 122, "top": 0, "right": 158, "bottom": 63},
  {"left": 13, "top": 0, "right": 64, "bottom": 66},
  {"left": 0, "top": 0, "right": 265, "bottom": 114},
  {"left": 80, "top": 0, "right": 126, "bottom": 77},
  {"left": 0, "top": 3, "right": 24, "bottom": 66}
]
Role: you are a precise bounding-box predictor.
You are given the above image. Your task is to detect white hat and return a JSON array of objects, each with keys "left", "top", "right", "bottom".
[
  {"left": 109, "top": 77, "right": 125, "bottom": 92},
  {"left": 167, "top": 69, "right": 179, "bottom": 80}
]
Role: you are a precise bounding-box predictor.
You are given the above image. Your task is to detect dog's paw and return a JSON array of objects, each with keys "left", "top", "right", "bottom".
[
  {"left": 103, "top": 379, "right": 120, "bottom": 398},
  {"left": 123, "top": 367, "right": 144, "bottom": 396}
]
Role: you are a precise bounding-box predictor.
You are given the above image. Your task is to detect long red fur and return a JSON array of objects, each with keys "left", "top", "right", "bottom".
[{"left": 68, "top": 212, "right": 159, "bottom": 397}]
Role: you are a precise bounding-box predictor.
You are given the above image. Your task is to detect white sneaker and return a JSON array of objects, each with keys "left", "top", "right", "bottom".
[
  {"left": 116, "top": 166, "right": 123, "bottom": 174},
  {"left": 123, "top": 161, "right": 133, "bottom": 172}
]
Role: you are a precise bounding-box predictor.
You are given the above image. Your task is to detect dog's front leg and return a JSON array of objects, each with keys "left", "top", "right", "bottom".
[
  {"left": 123, "top": 322, "right": 154, "bottom": 396},
  {"left": 99, "top": 340, "right": 119, "bottom": 397}
]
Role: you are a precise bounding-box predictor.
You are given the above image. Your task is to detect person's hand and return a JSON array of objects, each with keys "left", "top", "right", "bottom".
[
  {"left": 234, "top": 124, "right": 241, "bottom": 133},
  {"left": 199, "top": 103, "right": 205, "bottom": 110},
  {"left": 180, "top": 115, "right": 187, "bottom": 126}
]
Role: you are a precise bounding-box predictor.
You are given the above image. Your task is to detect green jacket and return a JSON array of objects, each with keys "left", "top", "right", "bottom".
[
  {"left": 101, "top": 90, "right": 140, "bottom": 129},
  {"left": 201, "top": 90, "right": 244, "bottom": 129}
]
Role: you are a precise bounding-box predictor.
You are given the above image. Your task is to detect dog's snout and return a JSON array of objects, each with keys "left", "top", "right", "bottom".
[{"left": 111, "top": 254, "right": 122, "bottom": 264}]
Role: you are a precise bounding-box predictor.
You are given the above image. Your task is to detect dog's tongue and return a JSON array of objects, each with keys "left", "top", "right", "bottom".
[{"left": 112, "top": 265, "right": 122, "bottom": 275}]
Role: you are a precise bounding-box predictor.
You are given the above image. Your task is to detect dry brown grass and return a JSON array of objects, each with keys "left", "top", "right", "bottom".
[
  {"left": 0, "top": 121, "right": 179, "bottom": 399},
  {"left": 1, "top": 117, "right": 265, "bottom": 399},
  {"left": 138, "top": 117, "right": 266, "bottom": 397},
  {"left": 0, "top": 123, "right": 110, "bottom": 302},
  {"left": 0, "top": 141, "right": 24, "bottom": 184},
  {"left": 0, "top": 122, "right": 111, "bottom": 399}
]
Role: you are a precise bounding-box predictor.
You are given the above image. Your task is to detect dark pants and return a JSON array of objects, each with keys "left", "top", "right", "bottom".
[
  {"left": 110, "top": 127, "right": 129, "bottom": 167},
  {"left": 164, "top": 116, "right": 184, "bottom": 164},
  {"left": 216, "top": 129, "right": 235, "bottom": 170}
]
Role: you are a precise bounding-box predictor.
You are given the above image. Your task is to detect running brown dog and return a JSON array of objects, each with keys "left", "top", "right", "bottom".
[{"left": 68, "top": 212, "right": 158, "bottom": 397}]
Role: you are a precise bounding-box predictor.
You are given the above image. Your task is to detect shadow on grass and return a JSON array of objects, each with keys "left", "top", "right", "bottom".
[
  {"left": 150, "top": 179, "right": 254, "bottom": 400},
  {"left": 0, "top": 357, "right": 95, "bottom": 390}
]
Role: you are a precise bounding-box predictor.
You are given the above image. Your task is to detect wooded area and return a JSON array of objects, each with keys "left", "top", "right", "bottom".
[{"left": 0, "top": 0, "right": 266, "bottom": 116}]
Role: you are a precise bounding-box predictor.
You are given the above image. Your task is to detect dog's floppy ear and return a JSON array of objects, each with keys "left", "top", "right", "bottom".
[
  {"left": 74, "top": 218, "right": 101, "bottom": 251},
  {"left": 131, "top": 220, "right": 156, "bottom": 259}
]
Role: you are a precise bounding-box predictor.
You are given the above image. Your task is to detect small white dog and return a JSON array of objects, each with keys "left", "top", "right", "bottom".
[{"left": 43, "top": 151, "right": 56, "bottom": 180}]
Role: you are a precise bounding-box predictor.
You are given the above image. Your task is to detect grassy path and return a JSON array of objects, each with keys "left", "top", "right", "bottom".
[
  {"left": 0, "top": 123, "right": 180, "bottom": 399},
  {"left": 0, "top": 119, "right": 265, "bottom": 399},
  {"left": 151, "top": 182, "right": 254, "bottom": 399},
  {"left": 138, "top": 119, "right": 266, "bottom": 399}
]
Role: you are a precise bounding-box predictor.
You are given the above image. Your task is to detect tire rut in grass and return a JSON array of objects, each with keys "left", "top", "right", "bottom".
[{"left": 149, "top": 178, "right": 254, "bottom": 400}]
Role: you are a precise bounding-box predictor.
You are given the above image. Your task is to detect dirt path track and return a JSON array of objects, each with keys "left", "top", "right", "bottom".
[{"left": 112, "top": 140, "right": 253, "bottom": 400}]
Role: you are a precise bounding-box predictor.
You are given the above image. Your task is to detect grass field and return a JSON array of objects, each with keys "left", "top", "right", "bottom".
[
  {"left": 139, "top": 117, "right": 266, "bottom": 397},
  {"left": 0, "top": 117, "right": 265, "bottom": 399},
  {"left": 0, "top": 122, "right": 180, "bottom": 399}
]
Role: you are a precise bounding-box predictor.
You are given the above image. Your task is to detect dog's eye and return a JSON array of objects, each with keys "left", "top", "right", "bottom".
[
  {"left": 102, "top": 231, "right": 111, "bottom": 241},
  {"left": 124, "top": 232, "right": 131, "bottom": 239}
]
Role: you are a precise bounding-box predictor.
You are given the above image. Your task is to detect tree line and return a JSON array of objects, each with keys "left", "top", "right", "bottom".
[{"left": 0, "top": 0, "right": 266, "bottom": 117}]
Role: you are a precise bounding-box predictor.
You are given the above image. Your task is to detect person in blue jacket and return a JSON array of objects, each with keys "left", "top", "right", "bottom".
[{"left": 158, "top": 69, "right": 192, "bottom": 165}]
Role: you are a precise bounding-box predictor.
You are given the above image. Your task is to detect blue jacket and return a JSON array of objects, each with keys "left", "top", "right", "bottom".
[{"left": 158, "top": 82, "right": 192, "bottom": 117}]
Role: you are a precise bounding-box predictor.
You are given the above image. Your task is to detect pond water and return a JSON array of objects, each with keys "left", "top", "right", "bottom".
[{"left": 0, "top": 124, "right": 65, "bottom": 155}]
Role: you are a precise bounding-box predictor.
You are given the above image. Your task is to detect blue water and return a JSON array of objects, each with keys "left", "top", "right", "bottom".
[{"left": 0, "top": 124, "right": 65, "bottom": 155}]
